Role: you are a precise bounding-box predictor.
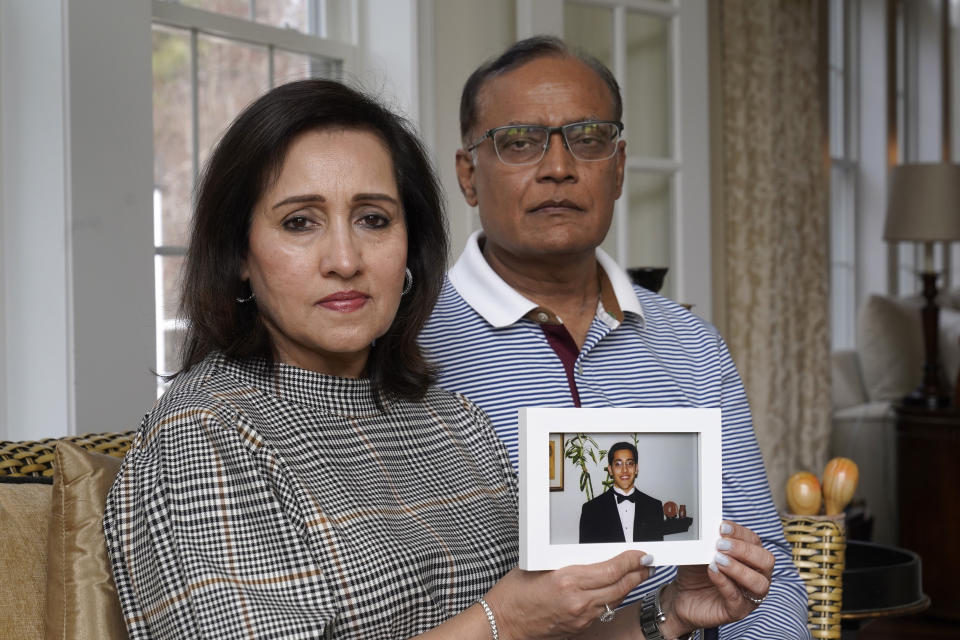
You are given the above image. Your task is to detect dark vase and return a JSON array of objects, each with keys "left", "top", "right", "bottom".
[{"left": 626, "top": 267, "right": 668, "bottom": 293}]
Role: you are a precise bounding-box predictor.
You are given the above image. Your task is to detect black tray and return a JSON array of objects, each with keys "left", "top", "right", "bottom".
[{"left": 842, "top": 540, "right": 926, "bottom": 615}]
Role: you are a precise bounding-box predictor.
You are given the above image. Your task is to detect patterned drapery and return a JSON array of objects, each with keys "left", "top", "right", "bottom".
[{"left": 719, "top": 0, "right": 831, "bottom": 510}]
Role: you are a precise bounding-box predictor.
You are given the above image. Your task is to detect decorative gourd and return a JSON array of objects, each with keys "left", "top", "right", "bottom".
[
  {"left": 822, "top": 457, "right": 859, "bottom": 515},
  {"left": 786, "top": 471, "right": 822, "bottom": 515}
]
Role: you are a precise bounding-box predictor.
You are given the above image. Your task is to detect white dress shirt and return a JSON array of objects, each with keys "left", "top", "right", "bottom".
[{"left": 613, "top": 486, "right": 636, "bottom": 540}]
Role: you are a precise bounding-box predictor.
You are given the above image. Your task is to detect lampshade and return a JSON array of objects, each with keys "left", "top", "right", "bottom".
[{"left": 883, "top": 163, "right": 960, "bottom": 242}]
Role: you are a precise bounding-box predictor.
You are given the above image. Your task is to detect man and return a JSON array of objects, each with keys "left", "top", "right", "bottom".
[
  {"left": 419, "top": 36, "right": 810, "bottom": 639},
  {"left": 579, "top": 442, "right": 665, "bottom": 543}
]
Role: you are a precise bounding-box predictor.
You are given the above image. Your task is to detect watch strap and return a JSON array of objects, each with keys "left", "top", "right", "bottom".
[
  {"left": 639, "top": 584, "right": 668, "bottom": 640},
  {"left": 639, "top": 584, "right": 696, "bottom": 640}
]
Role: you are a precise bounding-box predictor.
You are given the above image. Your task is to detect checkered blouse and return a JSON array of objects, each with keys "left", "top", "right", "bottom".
[{"left": 103, "top": 352, "right": 519, "bottom": 639}]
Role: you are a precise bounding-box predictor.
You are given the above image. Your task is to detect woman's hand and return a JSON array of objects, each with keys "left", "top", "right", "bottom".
[
  {"left": 658, "top": 521, "right": 775, "bottom": 638},
  {"left": 485, "top": 550, "right": 654, "bottom": 639}
]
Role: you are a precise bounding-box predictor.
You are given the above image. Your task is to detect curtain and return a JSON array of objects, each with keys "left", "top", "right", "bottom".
[{"left": 719, "top": 0, "right": 831, "bottom": 511}]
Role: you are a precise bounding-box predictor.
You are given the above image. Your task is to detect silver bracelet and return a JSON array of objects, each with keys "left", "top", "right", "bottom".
[{"left": 478, "top": 597, "right": 499, "bottom": 640}]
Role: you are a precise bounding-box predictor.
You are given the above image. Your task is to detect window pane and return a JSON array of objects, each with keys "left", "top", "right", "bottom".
[
  {"left": 197, "top": 34, "right": 269, "bottom": 168},
  {"left": 830, "top": 164, "right": 856, "bottom": 350},
  {"left": 155, "top": 254, "right": 186, "bottom": 378},
  {"left": 273, "top": 50, "right": 341, "bottom": 85},
  {"left": 626, "top": 11, "right": 671, "bottom": 158},
  {"left": 180, "top": 0, "right": 250, "bottom": 20},
  {"left": 627, "top": 171, "right": 673, "bottom": 298},
  {"left": 153, "top": 25, "right": 193, "bottom": 248},
  {"left": 564, "top": 3, "right": 613, "bottom": 70},
  {"left": 256, "top": 0, "right": 309, "bottom": 32}
]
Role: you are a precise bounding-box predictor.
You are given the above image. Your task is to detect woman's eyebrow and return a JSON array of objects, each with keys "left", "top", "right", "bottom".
[
  {"left": 353, "top": 193, "right": 399, "bottom": 205},
  {"left": 272, "top": 194, "right": 325, "bottom": 209}
]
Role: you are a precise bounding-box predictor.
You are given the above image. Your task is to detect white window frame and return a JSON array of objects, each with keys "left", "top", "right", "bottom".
[{"left": 829, "top": 0, "right": 860, "bottom": 351}]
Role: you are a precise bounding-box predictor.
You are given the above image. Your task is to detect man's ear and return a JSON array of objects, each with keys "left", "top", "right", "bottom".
[
  {"left": 455, "top": 149, "right": 479, "bottom": 207},
  {"left": 613, "top": 140, "right": 626, "bottom": 199}
]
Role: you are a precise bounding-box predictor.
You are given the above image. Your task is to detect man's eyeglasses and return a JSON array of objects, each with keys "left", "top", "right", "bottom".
[
  {"left": 466, "top": 120, "right": 624, "bottom": 166},
  {"left": 611, "top": 460, "right": 637, "bottom": 471}
]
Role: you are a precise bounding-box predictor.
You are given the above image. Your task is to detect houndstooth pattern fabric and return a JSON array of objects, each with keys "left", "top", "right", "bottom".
[{"left": 103, "top": 352, "right": 519, "bottom": 639}]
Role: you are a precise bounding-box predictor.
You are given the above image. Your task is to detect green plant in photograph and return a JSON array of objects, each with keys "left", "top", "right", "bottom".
[{"left": 563, "top": 434, "right": 607, "bottom": 501}]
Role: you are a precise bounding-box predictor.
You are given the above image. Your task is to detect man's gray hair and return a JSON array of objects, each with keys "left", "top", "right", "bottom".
[{"left": 459, "top": 35, "right": 623, "bottom": 145}]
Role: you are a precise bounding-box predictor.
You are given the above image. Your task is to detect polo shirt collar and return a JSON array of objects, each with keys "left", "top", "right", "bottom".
[{"left": 448, "top": 230, "right": 644, "bottom": 329}]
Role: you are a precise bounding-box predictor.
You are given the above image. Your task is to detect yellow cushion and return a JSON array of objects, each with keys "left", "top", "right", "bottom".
[
  {"left": 46, "top": 440, "right": 128, "bottom": 640},
  {"left": 0, "top": 481, "right": 50, "bottom": 636}
]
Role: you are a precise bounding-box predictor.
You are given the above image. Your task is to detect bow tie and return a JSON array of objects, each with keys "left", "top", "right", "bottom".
[{"left": 616, "top": 492, "right": 637, "bottom": 503}]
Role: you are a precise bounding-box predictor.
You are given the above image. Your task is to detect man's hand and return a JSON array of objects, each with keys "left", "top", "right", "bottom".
[{"left": 657, "top": 521, "right": 774, "bottom": 638}]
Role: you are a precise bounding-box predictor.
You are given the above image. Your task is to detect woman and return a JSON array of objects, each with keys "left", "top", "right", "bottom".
[{"left": 103, "top": 79, "right": 652, "bottom": 639}]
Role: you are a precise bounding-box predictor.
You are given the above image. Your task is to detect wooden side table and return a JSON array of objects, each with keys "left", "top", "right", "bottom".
[{"left": 893, "top": 404, "right": 960, "bottom": 620}]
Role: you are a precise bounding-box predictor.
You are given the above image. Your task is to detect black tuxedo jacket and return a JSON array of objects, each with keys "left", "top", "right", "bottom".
[{"left": 578, "top": 488, "right": 664, "bottom": 543}]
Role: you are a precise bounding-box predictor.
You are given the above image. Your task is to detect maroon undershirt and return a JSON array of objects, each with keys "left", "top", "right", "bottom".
[{"left": 538, "top": 323, "right": 582, "bottom": 407}]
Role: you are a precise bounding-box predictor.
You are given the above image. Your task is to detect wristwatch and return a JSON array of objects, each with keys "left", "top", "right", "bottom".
[
  {"left": 639, "top": 584, "right": 695, "bottom": 640},
  {"left": 639, "top": 584, "right": 668, "bottom": 640}
]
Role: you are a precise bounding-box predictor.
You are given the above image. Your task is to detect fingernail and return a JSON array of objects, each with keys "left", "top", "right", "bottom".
[
  {"left": 715, "top": 552, "right": 730, "bottom": 566},
  {"left": 641, "top": 554, "right": 655, "bottom": 566},
  {"left": 709, "top": 561, "right": 719, "bottom": 573},
  {"left": 716, "top": 539, "right": 732, "bottom": 551},
  {"left": 720, "top": 522, "right": 733, "bottom": 535}
]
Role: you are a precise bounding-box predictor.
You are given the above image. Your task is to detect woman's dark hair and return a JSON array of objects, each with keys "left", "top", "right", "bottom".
[
  {"left": 459, "top": 35, "right": 622, "bottom": 143},
  {"left": 178, "top": 78, "right": 448, "bottom": 401}
]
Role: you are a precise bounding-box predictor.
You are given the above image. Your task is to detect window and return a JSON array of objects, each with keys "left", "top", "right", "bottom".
[
  {"left": 828, "top": 0, "right": 859, "bottom": 350},
  {"left": 151, "top": 0, "right": 355, "bottom": 390},
  {"left": 564, "top": 1, "right": 680, "bottom": 300}
]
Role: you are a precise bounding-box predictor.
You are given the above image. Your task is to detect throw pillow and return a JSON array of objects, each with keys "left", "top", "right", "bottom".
[
  {"left": 857, "top": 294, "right": 924, "bottom": 402},
  {"left": 940, "top": 308, "right": 960, "bottom": 393},
  {"left": 939, "top": 286, "right": 960, "bottom": 310},
  {"left": 0, "top": 480, "right": 50, "bottom": 637},
  {"left": 46, "top": 440, "right": 128, "bottom": 640}
]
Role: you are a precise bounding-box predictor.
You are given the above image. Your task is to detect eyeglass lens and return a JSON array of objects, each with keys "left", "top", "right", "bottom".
[{"left": 493, "top": 122, "right": 620, "bottom": 165}]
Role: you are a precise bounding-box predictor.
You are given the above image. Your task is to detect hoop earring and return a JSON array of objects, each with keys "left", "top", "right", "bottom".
[
  {"left": 235, "top": 283, "right": 256, "bottom": 303},
  {"left": 401, "top": 267, "right": 413, "bottom": 296}
]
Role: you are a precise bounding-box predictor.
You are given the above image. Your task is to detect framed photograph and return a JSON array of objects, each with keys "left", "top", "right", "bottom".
[
  {"left": 549, "top": 432, "right": 564, "bottom": 491},
  {"left": 518, "top": 407, "right": 722, "bottom": 570}
]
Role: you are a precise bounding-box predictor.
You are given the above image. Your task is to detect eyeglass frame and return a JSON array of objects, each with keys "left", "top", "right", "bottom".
[{"left": 465, "top": 119, "right": 625, "bottom": 165}]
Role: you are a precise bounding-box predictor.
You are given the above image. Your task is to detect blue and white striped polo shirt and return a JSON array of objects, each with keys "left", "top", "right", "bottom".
[{"left": 419, "top": 231, "right": 811, "bottom": 639}]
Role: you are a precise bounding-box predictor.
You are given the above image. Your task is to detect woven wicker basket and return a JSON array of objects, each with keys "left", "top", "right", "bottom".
[
  {"left": 781, "top": 513, "right": 846, "bottom": 640},
  {"left": 0, "top": 432, "right": 133, "bottom": 477}
]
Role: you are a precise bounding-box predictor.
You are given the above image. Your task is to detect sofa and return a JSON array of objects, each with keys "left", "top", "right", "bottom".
[
  {"left": 0, "top": 433, "right": 133, "bottom": 639},
  {"left": 830, "top": 290, "right": 960, "bottom": 545}
]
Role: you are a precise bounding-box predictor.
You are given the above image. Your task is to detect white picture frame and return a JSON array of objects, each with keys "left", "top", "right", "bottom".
[{"left": 518, "top": 407, "right": 722, "bottom": 570}]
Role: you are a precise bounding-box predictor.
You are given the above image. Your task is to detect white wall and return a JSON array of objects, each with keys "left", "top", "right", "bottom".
[
  {"left": 67, "top": 0, "right": 155, "bottom": 436},
  {"left": 549, "top": 432, "right": 699, "bottom": 544},
  {"left": 0, "top": 0, "right": 155, "bottom": 440},
  {"left": 420, "top": 0, "right": 517, "bottom": 259},
  {"left": 358, "top": 0, "right": 419, "bottom": 121},
  {"left": 1, "top": 1, "right": 72, "bottom": 440}
]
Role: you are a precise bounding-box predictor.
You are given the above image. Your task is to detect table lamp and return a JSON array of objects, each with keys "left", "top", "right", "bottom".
[{"left": 883, "top": 163, "right": 960, "bottom": 408}]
